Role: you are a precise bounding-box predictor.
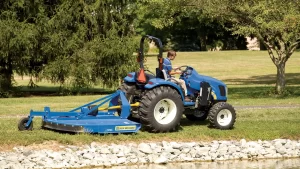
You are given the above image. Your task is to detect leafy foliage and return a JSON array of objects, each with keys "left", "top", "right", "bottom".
[
  {"left": 135, "top": 0, "right": 246, "bottom": 51},
  {"left": 0, "top": 0, "right": 138, "bottom": 94},
  {"left": 204, "top": 0, "right": 300, "bottom": 94}
]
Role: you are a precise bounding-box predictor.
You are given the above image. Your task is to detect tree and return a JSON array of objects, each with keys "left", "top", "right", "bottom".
[
  {"left": 202, "top": 0, "right": 300, "bottom": 94},
  {"left": 135, "top": 0, "right": 246, "bottom": 51},
  {"left": 0, "top": 0, "right": 47, "bottom": 92},
  {"left": 0, "top": 0, "right": 139, "bottom": 94},
  {"left": 43, "top": 0, "right": 138, "bottom": 90}
]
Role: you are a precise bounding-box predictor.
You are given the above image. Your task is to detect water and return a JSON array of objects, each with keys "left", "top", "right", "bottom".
[{"left": 91, "top": 158, "right": 300, "bottom": 169}]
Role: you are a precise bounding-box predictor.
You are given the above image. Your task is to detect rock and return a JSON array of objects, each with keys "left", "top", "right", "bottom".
[
  {"left": 162, "top": 141, "right": 170, "bottom": 148},
  {"left": 181, "top": 147, "right": 191, "bottom": 154},
  {"left": 240, "top": 139, "right": 247, "bottom": 147},
  {"left": 183, "top": 142, "right": 196, "bottom": 148},
  {"left": 23, "top": 150, "right": 33, "bottom": 157},
  {"left": 154, "top": 155, "right": 168, "bottom": 164},
  {"left": 277, "top": 147, "right": 287, "bottom": 155},
  {"left": 170, "top": 142, "right": 182, "bottom": 149},
  {"left": 123, "top": 146, "right": 132, "bottom": 155},
  {"left": 138, "top": 143, "right": 152, "bottom": 154},
  {"left": 90, "top": 142, "right": 99, "bottom": 148},
  {"left": 154, "top": 147, "right": 162, "bottom": 153},
  {"left": 100, "top": 148, "right": 111, "bottom": 154},
  {"left": 116, "top": 151, "right": 125, "bottom": 157},
  {"left": 130, "top": 158, "right": 139, "bottom": 164},
  {"left": 197, "top": 147, "right": 210, "bottom": 155},
  {"left": 83, "top": 153, "right": 94, "bottom": 160},
  {"left": 117, "top": 157, "right": 126, "bottom": 164}
]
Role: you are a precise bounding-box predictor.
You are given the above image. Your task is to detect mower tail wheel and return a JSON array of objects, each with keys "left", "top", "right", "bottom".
[
  {"left": 18, "top": 117, "right": 33, "bottom": 131},
  {"left": 208, "top": 102, "right": 236, "bottom": 130}
]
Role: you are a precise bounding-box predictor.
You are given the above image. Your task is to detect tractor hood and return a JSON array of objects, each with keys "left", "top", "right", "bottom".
[
  {"left": 187, "top": 68, "right": 226, "bottom": 87},
  {"left": 187, "top": 74, "right": 226, "bottom": 89},
  {"left": 185, "top": 67, "right": 227, "bottom": 100},
  {"left": 200, "top": 75, "right": 226, "bottom": 86}
]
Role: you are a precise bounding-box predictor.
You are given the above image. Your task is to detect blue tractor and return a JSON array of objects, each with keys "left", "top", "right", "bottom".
[
  {"left": 119, "top": 35, "right": 236, "bottom": 132},
  {"left": 18, "top": 35, "right": 235, "bottom": 134}
]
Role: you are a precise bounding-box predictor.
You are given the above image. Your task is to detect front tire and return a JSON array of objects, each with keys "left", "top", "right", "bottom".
[
  {"left": 208, "top": 102, "right": 236, "bottom": 129},
  {"left": 139, "top": 86, "right": 184, "bottom": 132}
]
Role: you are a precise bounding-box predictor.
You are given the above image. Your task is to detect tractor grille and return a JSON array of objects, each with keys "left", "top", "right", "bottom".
[{"left": 219, "top": 85, "right": 226, "bottom": 96}]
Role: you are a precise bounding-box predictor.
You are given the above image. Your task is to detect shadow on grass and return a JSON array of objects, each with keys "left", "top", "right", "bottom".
[
  {"left": 180, "top": 117, "right": 209, "bottom": 126},
  {"left": 224, "top": 73, "right": 300, "bottom": 99},
  {"left": 137, "top": 118, "right": 210, "bottom": 133},
  {"left": 225, "top": 73, "right": 300, "bottom": 85},
  {"left": 8, "top": 73, "right": 300, "bottom": 99},
  {"left": 228, "top": 85, "right": 300, "bottom": 99},
  {"left": 176, "top": 118, "right": 211, "bottom": 132},
  {"left": 11, "top": 86, "right": 115, "bottom": 97}
]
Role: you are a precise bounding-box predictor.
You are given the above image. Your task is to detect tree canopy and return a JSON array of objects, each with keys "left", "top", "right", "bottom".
[
  {"left": 135, "top": 0, "right": 247, "bottom": 51},
  {"left": 1, "top": 0, "right": 299, "bottom": 95},
  {"left": 202, "top": 0, "right": 300, "bottom": 94},
  {"left": 0, "top": 0, "right": 139, "bottom": 95}
]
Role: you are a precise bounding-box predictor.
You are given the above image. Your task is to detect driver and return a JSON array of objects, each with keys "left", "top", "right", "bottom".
[{"left": 163, "top": 50, "right": 190, "bottom": 101}]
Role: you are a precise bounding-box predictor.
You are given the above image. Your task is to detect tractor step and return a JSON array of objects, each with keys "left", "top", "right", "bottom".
[{"left": 184, "top": 101, "right": 195, "bottom": 106}]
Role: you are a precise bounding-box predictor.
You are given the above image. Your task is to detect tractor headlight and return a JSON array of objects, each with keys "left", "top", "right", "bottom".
[{"left": 225, "top": 86, "right": 228, "bottom": 96}]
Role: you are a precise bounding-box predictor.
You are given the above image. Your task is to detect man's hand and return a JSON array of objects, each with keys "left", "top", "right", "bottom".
[
  {"left": 173, "top": 66, "right": 182, "bottom": 71},
  {"left": 170, "top": 69, "right": 182, "bottom": 75}
]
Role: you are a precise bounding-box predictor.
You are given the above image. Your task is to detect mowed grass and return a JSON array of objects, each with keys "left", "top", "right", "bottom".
[
  {"left": 1, "top": 108, "right": 300, "bottom": 150},
  {"left": 1, "top": 50, "right": 300, "bottom": 149}
]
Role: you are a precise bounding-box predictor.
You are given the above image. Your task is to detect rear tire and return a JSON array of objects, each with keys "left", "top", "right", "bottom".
[
  {"left": 118, "top": 82, "right": 137, "bottom": 100},
  {"left": 118, "top": 82, "right": 140, "bottom": 122},
  {"left": 18, "top": 117, "right": 33, "bottom": 131},
  {"left": 208, "top": 102, "right": 236, "bottom": 129},
  {"left": 139, "top": 86, "right": 184, "bottom": 132}
]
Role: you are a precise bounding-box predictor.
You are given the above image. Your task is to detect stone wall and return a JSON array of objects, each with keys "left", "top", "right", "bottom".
[{"left": 1, "top": 139, "right": 300, "bottom": 169}]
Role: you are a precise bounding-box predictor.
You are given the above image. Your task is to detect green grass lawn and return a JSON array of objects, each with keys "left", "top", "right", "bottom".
[{"left": 1, "top": 50, "right": 300, "bottom": 150}]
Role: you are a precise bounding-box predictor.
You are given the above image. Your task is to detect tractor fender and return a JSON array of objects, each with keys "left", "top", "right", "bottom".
[
  {"left": 144, "top": 79, "right": 185, "bottom": 100},
  {"left": 123, "top": 72, "right": 136, "bottom": 83}
]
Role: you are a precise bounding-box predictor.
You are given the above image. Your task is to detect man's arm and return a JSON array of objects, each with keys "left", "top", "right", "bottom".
[{"left": 169, "top": 68, "right": 182, "bottom": 75}]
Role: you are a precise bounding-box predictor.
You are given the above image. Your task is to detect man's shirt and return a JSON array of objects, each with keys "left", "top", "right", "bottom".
[{"left": 163, "top": 58, "right": 172, "bottom": 78}]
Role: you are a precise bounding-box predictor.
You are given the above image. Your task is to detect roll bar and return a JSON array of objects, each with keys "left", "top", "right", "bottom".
[{"left": 139, "top": 35, "right": 164, "bottom": 70}]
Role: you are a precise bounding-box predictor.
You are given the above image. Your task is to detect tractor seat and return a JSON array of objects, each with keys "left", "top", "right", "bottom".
[
  {"left": 162, "top": 69, "right": 169, "bottom": 80},
  {"left": 156, "top": 68, "right": 170, "bottom": 81}
]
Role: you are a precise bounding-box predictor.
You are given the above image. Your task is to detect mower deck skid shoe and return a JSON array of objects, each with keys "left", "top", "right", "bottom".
[{"left": 19, "top": 90, "right": 141, "bottom": 134}]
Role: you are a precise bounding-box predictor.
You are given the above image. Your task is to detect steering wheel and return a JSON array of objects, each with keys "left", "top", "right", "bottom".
[{"left": 175, "top": 65, "right": 189, "bottom": 76}]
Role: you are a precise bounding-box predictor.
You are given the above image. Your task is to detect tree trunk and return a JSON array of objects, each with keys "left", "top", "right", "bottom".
[
  {"left": 275, "top": 62, "right": 285, "bottom": 94},
  {"left": 0, "top": 58, "right": 13, "bottom": 91},
  {"left": 197, "top": 30, "right": 207, "bottom": 51},
  {"left": 0, "top": 68, "right": 13, "bottom": 91},
  {"left": 199, "top": 36, "right": 207, "bottom": 51}
]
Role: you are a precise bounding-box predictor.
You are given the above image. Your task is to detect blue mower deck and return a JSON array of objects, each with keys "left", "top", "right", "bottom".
[
  {"left": 20, "top": 90, "right": 141, "bottom": 134},
  {"left": 42, "top": 118, "right": 140, "bottom": 133}
]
